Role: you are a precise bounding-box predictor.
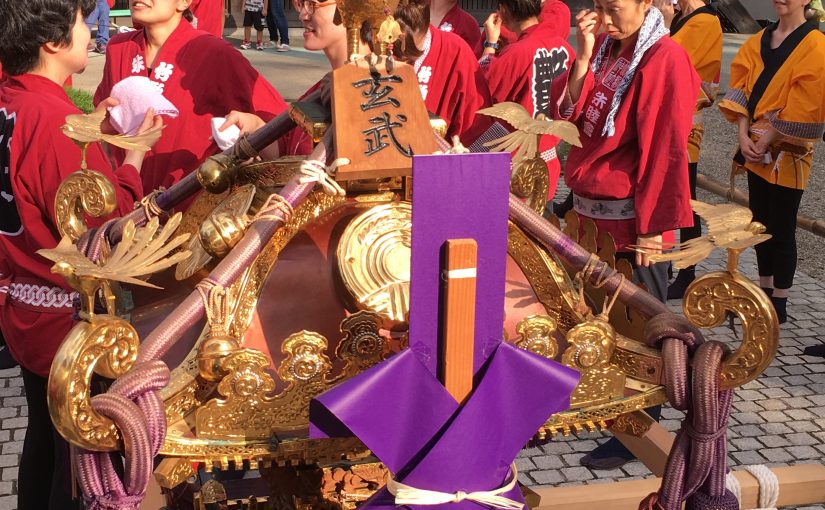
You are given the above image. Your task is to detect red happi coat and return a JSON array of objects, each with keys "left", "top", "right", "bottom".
[
  {"left": 416, "top": 28, "right": 492, "bottom": 145},
  {"left": 95, "top": 19, "right": 287, "bottom": 194},
  {"left": 0, "top": 74, "right": 143, "bottom": 376},
  {"left": 190, "top": 0, "right": 224, "bottom": 38},
  {"left": 485, "top": 23, "right": 573, "bottom": 198},
  {"left": 500, "top": 0, "right": 571, "bottom": 47},
  {"left": 437, "top": 4, "right": 483, "bottom": 58},
  {"left": 552, "top": 34, "right": 699, "bottom": 250}
]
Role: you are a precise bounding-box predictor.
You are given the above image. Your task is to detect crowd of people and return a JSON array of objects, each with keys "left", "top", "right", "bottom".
[{"left": 0, "top": 0, "right": 824, "bottom": 508}]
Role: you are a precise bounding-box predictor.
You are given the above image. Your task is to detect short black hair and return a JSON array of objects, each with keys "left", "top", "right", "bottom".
[
  {"left": 0, "top": 0, "right": 96, "bottom": 76},
  {"left": 497, "top": 0, "right": 541, "bottom": 22}
]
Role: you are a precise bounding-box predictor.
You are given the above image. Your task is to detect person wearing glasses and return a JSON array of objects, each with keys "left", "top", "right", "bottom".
[
  {"left": 94, "top": 0, "right": 288, "bottom": 198},
  {"left": 283, "top": 0, "right": 374, "bottom": 155}
]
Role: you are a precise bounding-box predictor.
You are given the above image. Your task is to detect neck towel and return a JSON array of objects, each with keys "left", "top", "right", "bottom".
[{"left": 589, "top": 7, "right": 668, "bottom": 137}]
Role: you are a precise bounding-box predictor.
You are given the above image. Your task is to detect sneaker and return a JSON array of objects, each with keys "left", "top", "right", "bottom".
[
  {"left": 240, "top": 41, "right": 251, "bottom": 49},
  {"left": 256, "top": 42, "right": 264, "bottom": 51},
  {"left": 266, "top": 40, "right": 277, "bottom": 48},
  {"left": 276, "top": 43, "right": 290, "bottom": 52},
  {"left": 94, "top": 42, "right": 107, "bottom": 54}
]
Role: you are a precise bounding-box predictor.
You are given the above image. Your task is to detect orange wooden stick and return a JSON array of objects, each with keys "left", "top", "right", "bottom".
[{"left": 440, "top": 239, "right": 478, "bottom": 404}]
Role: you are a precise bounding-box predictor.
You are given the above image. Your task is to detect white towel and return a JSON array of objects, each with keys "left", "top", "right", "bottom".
[
  {"left": 211, "top": 117, "right": 241, "bottom": 151},
  {"left": 108, "top": 76, "right": 179, "bottom": 135}
]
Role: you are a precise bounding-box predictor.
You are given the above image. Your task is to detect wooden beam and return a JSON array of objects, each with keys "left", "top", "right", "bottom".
[
  {"left": 440, "top": 239, "right": 478, "bottom": 404},
  {"left": 610, "top": 411, "right": 675, "bottom": 478},
  {"left": 528, "top": 464, "right": 825, "bottom": 510}
]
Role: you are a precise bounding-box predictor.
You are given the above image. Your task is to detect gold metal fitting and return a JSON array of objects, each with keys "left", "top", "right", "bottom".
[
  {"left": 197, "top": 335, "right": 241, "bottom": 382},
  {"left": 199, "top": 211, "right": 248, "bottom": 259},
  {"left": 197, "top": 154, "right": 237, "bottom": 194}
]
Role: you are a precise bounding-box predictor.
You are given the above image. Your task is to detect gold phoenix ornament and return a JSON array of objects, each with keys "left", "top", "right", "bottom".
[
  {"left": 632, "top": 200, "right": 771, "bottom": 272},
  {"left": 478, "top": 103, "right": 582, "bottom": 214},
  {"left": 38, "top": 214, "right": 191, "bottom": 317}
]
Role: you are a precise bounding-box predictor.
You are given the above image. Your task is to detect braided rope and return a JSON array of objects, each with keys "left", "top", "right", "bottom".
[
  {"left": 252, "top": 192, "right": 295, "bottom": 225},
  {"left": 640, "top": 313, "right": 737, "bottom": 510}
]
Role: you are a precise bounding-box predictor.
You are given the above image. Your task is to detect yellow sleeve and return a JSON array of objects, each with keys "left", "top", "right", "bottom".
[
  {"left": 671, "top": 15, "right": 718, "bottom": 74},
  {"left": 771, "top": 43, "right": 825, "bottom": 142},
  {"left": 718, "top": 34, "right": 761, "bottom": 123},
  {"left": 672, "top": 14, "right": 723, "bottom": 106}
]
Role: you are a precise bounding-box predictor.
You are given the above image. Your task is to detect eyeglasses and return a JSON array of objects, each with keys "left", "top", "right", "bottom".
[{"left": 292, "top": 0, "right": 337, "bottom": 14}]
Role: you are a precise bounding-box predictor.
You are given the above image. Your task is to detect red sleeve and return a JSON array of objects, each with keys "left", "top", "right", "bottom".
[
  {"left": 550, "top": 62, "right": 595, "bottom": 121},
  {"left": 444, "top": 51, "right": 493, "bottom": 145},
  {"left": 14, "top": 118, "right": 143, "bottom": 240},
  {"left": 459, "top": 17, "right": 483, "bottom": 59},
  {"left": 208, "top": 42, "right": 287, "bottom": 121},
  {"left": 634, "top": 46, "right": 699, "bottom": 235},
  {"left": 500, "top": 27, "right": 516, "bottom": 47},
  {"left": 484, "top": 51, "right": 518, "bottom": 105}
]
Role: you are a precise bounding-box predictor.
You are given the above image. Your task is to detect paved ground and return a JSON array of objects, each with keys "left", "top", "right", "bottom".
[{"left": 4, "top": 28, "right": 818, "bottom": 510}]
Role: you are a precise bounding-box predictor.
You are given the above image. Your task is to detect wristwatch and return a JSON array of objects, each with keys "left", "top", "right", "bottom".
[{"left": 483, "top": 41, "right": 500, "bottom": 50}]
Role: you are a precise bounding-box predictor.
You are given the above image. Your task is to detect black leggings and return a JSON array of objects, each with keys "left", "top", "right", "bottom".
[
  {"left": 19, "top": 367, "right": 79, "bottom": 510},
  {"left": 747, "top": 171, "right": 804, "bottom": 290},
  {"left": 679, "top": 162, "right": 701, "bottom": 245}
]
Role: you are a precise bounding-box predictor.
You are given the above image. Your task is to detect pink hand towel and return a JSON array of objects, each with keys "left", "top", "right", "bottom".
[{"left": 108, "top": 76, "right": 179, "bottom": 135}]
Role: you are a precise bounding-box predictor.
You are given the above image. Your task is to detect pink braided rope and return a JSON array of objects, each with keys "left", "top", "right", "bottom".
[{"left": 74, "top": 135, "right": 332, "bottom": 509}]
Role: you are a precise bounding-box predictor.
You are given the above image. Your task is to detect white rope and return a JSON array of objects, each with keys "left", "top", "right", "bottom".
[
  {"left": 298, "top": 158, "right": 349, "bottom": 197},
  {"left": 386, "top": 462, "right": 523, "bottom": 509},
  {"left": 726, "top": 465, "right": 780, "bottom": 510}
]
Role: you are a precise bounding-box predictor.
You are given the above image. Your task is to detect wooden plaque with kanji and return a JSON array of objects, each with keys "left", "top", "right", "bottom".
[{"left": 332, "top": 60, "right": 436, "bottom": 181}]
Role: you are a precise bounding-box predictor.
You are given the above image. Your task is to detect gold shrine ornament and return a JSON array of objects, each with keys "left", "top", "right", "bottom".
[
  {"left": 337, "top": 202, "right": 412, "bottom": 323},
  {"left": 336, "top": 0, "right": 401, "bottom": 58}
]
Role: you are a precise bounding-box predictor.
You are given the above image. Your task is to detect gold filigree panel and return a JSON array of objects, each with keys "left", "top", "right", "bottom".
[
  {"left": 49, "top": 316, "right": 140, "bottom": 451},
  {"left": 683, "top": 271, "right": 779, "bottom": 389},
  {"left": 507, "top": 223, "right": 582, "bottom": 332},
  {"left": 54, "top": 169, "right": 117, "bottom": 242}
]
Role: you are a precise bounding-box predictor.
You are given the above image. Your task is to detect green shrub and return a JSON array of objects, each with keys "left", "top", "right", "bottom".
[{"left": 65, "top": 87, "right": 95, "bottom": 114}]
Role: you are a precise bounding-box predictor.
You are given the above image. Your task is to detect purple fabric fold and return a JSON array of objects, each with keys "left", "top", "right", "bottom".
[
  {"left": 408, "top": 153, "right": 511, "bottom": 376},
  {"left": 310, "top": 343, "right": 579, "bottom": 509},
  {"left": 310, "top": 348, "right": 458, "bottom": 473}
]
